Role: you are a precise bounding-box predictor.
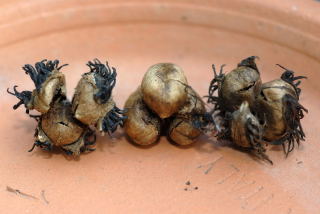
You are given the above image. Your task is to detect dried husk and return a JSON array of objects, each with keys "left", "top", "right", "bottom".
[
  {"left": 31, "top": 71, "right": 66, "bottom": 114},
  {"left": 141, "top": 63, "right": 188, "bottom": 118},
  {"left": 72, "top": 72, "right": 115, "bottom": 128},
  {"left": 124, "top": 87, "right": 161, "bottom": 145},
  {"left": 41, "top": 98, "right": 85, "bottom": 147},
  {"left": 168, "top": 87, "right": 205, "bottom": 145}
]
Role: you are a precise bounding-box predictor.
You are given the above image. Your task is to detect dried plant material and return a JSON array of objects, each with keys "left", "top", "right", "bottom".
[
  {"left": 206, "top": 57, "right": 307, "bottom": 163},
  {"left": 230, "top": 102, "right": 272, "bottom": 164},
  {"left": 168, "top": 87, "right": 206, "bottom": 145},
  {"left": 124, "top": 88, "right": 161, "bottom": 145},
  {"left": 254, "top": 65, "right": 307, "bottom": 156},
  {"left": 6, "top": 186, "right": 38, "bottom": 200},
  {"left": 8, "top": 59, "right": 125, "bottom": 156},
  {"left": 124, "top": 63, "right": 208, "bottom": 146},
  {"left": 141, "top": 63, "right": 188, "bottom": 118}
]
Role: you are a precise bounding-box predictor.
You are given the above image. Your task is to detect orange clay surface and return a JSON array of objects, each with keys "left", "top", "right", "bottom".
[{"left": 0, "top": 0, "right": 320, "bottom": 213}]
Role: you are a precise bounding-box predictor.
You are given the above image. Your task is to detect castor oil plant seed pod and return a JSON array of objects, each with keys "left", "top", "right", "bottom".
[
  {"left": 141, "top": 63, "right": 188, "bottom": 118},
  {"left": 124, "top": 87, "right": 161, "bottom": 146},
  {"left": 168, "top": 87, "right": 206, "bottom": 145},
  {"left": 255, "top": 65, "right": 307, "bottom": 156},
  {"left": 230, "top": 101, "right": 272, "bottom": 164}
]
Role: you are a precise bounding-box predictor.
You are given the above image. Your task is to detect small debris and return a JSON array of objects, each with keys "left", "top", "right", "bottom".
[
  {"left": 186, "top": 181, "right": 191, "bottom": 185},
  {"left": 297, "top": 161, "right": 303, "bottom": 165},
  {"left": 194, "top": 187, "right": 198, "bottom": 190},
  {"left": 41, "top": 190, "right": 49, "bottom": 204},
  {"left": 6, "top": 186, "right": 38, "bottom": 200}
]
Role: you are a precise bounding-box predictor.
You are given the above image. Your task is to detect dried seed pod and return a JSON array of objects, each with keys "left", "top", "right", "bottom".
[
  {"left": 72, "top": 59, "right": 126, "bottom": 134},
  {"left": 124, "top": 87, "right": 161, "bottom": 145},
  {"left": 7, "top": 60, "right": 67, "bottom": 114},
  {"left": 168, "top": 87, "right": 206, "bottom": 145},
  {"left": 255, "top": 65, "right": 307, "bottom": 155},
  {"left": 208, "top": 56, "right": 261, "bottom": 113},
  {"left": 141, "top": 63, "right": 188, "bottom": 118},
  {"left": 7, "top": 59, "right": 125, "bottom": 156},
  {"left": 230, "top": 101, "right": 272, "bottom": 164}
]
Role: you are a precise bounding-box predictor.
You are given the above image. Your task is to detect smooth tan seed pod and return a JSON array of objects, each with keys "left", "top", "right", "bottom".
[
  {"left": 230, "top": 101, "right": 272, "bottom": 164},
  {"left": 124, "top": 87, "right": 161, "bottom": 146},
  {"left": 141, "top": 63, "right": 188, "bottom": 118},
  {"left": 168, "top": 87, "right": 206, "bottom": 145},
  {"left": 255, "top": 65, "right": 307, "bottom": 155}
]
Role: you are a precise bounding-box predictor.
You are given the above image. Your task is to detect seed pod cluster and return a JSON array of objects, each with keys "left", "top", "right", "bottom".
[
  {"left": 207, "top": 56, "right": 307, "bottom": 164},
  {"left": 124, "top": 63, "right": 209, "bottom": 146},
  {"left": 7, "top": 59, "right": 126, "bottom": 156}
]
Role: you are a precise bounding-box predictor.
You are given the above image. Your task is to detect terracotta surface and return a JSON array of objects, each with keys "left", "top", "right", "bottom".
[{"left": 0, "top": 0, "right": 320, "bottom": 213}]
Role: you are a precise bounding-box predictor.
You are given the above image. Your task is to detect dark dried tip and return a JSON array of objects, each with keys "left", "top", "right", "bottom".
[
  {"left": 28, "top": 141, "right": 52, "bottom": 152},
  {"left": 102, "top": 106, "right": 127, "bottom": 135},
  {"left": 7, "top": 86, "right": 32, "bottom": 110},
  {"left": 191, "top": 112, "right": 215, "bottom": 132},
  {"left": 22, "top": 59, "right": 67, "bottom": 91},
  {"left": 238, "top": 56, "right": 260, "bottom": 72},
  {"left": 277, "top": 64, "right": 307, "bottom": 97}
]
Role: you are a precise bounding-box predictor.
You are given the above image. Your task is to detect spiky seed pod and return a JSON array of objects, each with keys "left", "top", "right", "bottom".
[
  {"left": 124, "top": 87, "right": 161, "bottom": 145},
  {"left": 230, "top": 101, "right": 272, "bottom": 164},
  {"left": 72, "top": 59, "right": 126, "bottom": 134},
  {"left": 7, "top": 60, "right": 67, "bottom": 114},
  {"left": 141, "top": 63, "right": 188, "bottom": 118},
  {"left": 168, "top": 87, "right": 206, "bottom": 145},
  {"left": 254, "top": 65, "right": 307, "bottom": 155}
]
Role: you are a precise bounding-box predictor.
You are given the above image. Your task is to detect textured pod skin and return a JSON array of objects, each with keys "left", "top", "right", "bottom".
[
  {"left": 141, "top": 63, "right": 188, "bottom": 118},
  {"left": 220, "top": 66, "right": 261, "bottom": 112},
  {"left": 230, "top": 102, "right": 271, "bottom": 163},
  {"left": 41, "top": 98, "right": 84, "bottom": 146},
  {"left": 256, "top": 79, "right": 296, "bottom": 141},
  {"left": 8, "top": 59, "right": 124, "bottom": 156},
  {"left": 124, "top": 88, "right": 161, "bottom": 145},
  {"left": 168, "top": 87, "right": 206, "bottom": 145},
  {"left": 72, "top": 72, "right": 115, "bottom": 131},
  {"left": 31, "top": 71, "right": 66, "bottom": 114}
]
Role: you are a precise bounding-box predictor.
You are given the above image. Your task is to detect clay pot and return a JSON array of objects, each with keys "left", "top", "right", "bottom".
[{"left": 1, "top": 0, "right": 319, "bottom": 213}]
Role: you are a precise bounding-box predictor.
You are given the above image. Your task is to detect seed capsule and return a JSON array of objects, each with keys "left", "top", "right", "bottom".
[
  {"left": 141, "top": 63, "right": 188, "bottom": 118},
  {"left": 255, "top": 65, "right": 307, "bottom": 155},
  {"left": 168, "top": 87, "right": 206, "bottom": 145},
  {"left": 124, "top": 87, "right": 161, "bottom": 145}
]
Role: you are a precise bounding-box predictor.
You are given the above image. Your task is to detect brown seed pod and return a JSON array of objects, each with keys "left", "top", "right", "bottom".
[
  {"left": 141, "top": 63, "right": 188, "bottom": 118},
  {"left": 230, "top": 101, "right": 271, "bottom": 164},
  {"left": 207, "top": 56, "right": 261, "bottom": 113},
  {"left": 168, "top": 87, "right": 206, "bottom": 145},
  {"left": 254, "top": 65, "right": 307, "bottom": 156},
  {"left": 8, "top": 59, "right": 124, "bottom": 156},
  {"left": 72, "top": 59, "right": 124, "bottom": 134},
  {"left": 123, "top": 87, "right": 161, "bottom": 145}
]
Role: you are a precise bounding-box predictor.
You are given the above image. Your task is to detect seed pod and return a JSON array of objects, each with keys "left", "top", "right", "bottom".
[
  {"left": 208, "top": 56, "right": 261, "bottom": 113},
  {"left": 7, "top": 60, "right": 67, "bottom": 114},
  {"left": 72, "top": 59, "right": 119, "bottom": 133},
  {"left": 255, "top": 65, "right": 307, "bottom": 155},
  {"left": 141, "top": 63, "right": 188, "bottom": 118},
  {"left": 168, "top": 87, "right": 206, "bottom": 145},
  {"left": 230, "top": 101, "right": 272, "bottom": 164},
  {"left": 124, "top": 87, "right": 161, "bottom": 145}
]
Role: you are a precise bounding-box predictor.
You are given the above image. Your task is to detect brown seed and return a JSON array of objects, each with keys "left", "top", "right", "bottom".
[
  {"left": 141, "top": 63, "right": 188, "bottom": 118},
  {"left": 124, "top": 87, "right": 161, "bottom": 146}
]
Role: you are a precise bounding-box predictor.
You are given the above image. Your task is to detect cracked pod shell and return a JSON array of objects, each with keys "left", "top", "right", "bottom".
[
  {"left": 41, "top": 98, "right": 85, "bottom": 147},
  {"left": 124, "top": 87, "right": 161, "bottom": 146},
  {"left": 72, "top": 71, "right": 115, "bottom": 130},
  {"left": 219, "top": 57, "right": 262, "bottom": 112},
  {"left": 168, "top": 87, "right": 206, "bottom": 145},
  {"left": 141, "top": 63, "right": 188, "bottom": 118},
  {"left": 30, "top": 70, "right": 66, "bottom": 114}
]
